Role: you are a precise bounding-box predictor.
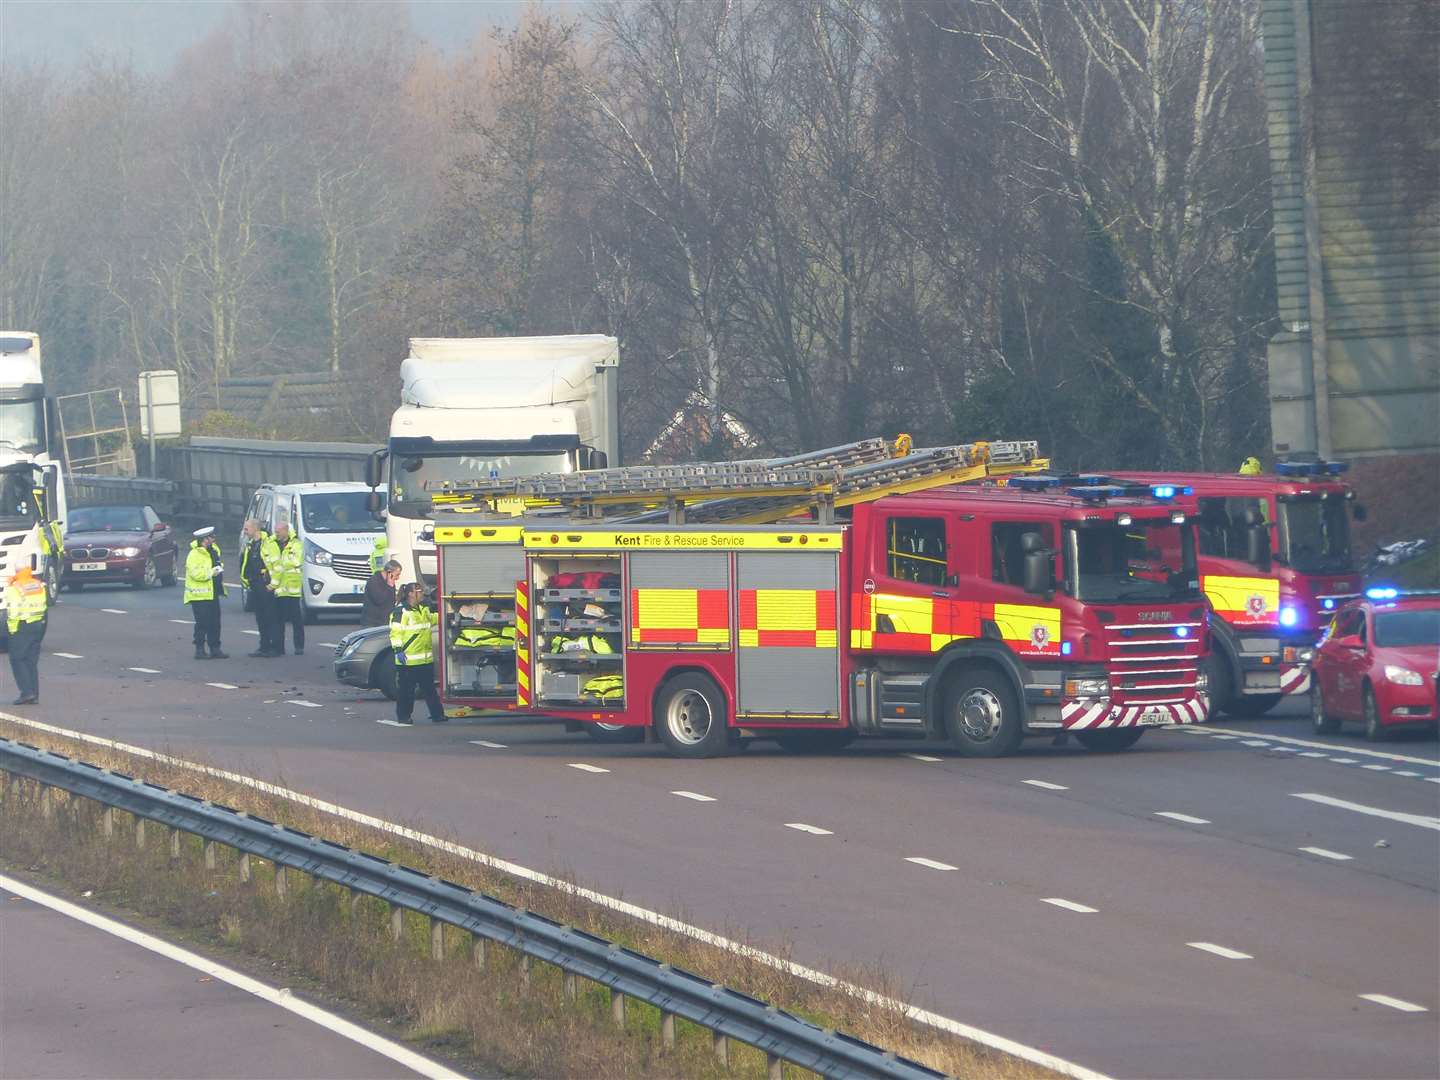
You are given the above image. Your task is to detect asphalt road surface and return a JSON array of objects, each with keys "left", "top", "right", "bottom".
[
  {"left": 0, "top": 889, "right": 423, "bottom": 1080},
  {"left": 5, "top": 581, "right": 1438, "bottom": 1080}
]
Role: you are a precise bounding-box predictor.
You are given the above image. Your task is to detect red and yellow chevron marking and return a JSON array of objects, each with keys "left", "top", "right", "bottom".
[
  {"left": 1203, "top": 574, "right": 1279, "bottom": 629},
  {"left": 630, "top": 588, "right": 730, "bottom": 646},
  {"left": 738, "top": 589, "right": 838, "bottom": 648},
  {"left": 849, "top": 593, "right": 1060, "bottom": 658},
  {"left": 515, "top": 582, "right": 531, "bottom": 705}
]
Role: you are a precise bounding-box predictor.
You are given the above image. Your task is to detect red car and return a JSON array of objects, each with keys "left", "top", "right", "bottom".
[
  {"left": 1311, "top": 590, "right": 1440, "bottom": 739},
  {"left": 63, "top": 504, "right": 179, "bottom": 590}
]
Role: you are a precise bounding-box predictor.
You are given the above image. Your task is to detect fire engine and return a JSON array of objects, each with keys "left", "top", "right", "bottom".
[
  {"left": 1117, "top": 460, "right": 1362, "bottom": 715},
  {"left": 431, "top": 442, "right": 1210, "bottom": 757}
]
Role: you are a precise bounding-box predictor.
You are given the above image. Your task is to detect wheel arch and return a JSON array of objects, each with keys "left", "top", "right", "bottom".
[
  {"left": 650, "top": 663, "right": 732, "bottom": 727},
  {"left": 925, "top": 642, "right": 1027, "bottom": 736}
]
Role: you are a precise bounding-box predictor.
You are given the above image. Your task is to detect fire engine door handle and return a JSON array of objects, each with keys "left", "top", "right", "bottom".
[{"left": 931, "top": 591, "right": 949, "bottom": 599}]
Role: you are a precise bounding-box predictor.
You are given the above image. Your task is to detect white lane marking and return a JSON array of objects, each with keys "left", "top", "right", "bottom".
[
  {"left": 1187, "top": 942, "right": 1253, "bottom": 960},
  {"left": 567, "top": 763, "right": 610, "bottom": 774},
  {"left": 0, "top": 874, "right": 464, "bottom": 1080},
  {"left": 1361, "top": 764, "right": 1391, "bottom": 771},
  {"left": 1272, "top": 747, "right": 1300, "bottom": 753},
  {"left": 169, "top": 619, "right": 192, "bottom": 625},
  {"left": 52, "top": 652, "right": 83, "bottom": 659},
  {"left": 127, "top": 667, "right": 161, "bottom": 674},
  {"left": 905, "top": 857, "right": 958, "bottom": 871},
  {"left": 317, "top": 642, "right": 341, "bottom": 648},
  {"left": 1393, "top": 770, "right": 1422, "bottom": 778},
  {"left": 286, "top": 700, "right": 323, "bottom": 709},
  {"left": 1299, "top": 751, "right": 1329, "bottom": 758},
  {"left": 206, "top": 682, "right": 239, "bottom": 691},
  {"left": 1041, "top": 898, "right": 1098, "bottom": 913},
  {"left": 469, "top": 740, "right": 508, "bottom": 749},
  {"left": 1428, "top": 778, "right": 1440, "bottom": 785},
  {"left": 1209, "top": 734, "right": 1237, "bottom": 740},
  {"left": 671, "top": 790, "right": 716, "bottom": 802},
  {"left": 0, "top": 713, "right": 1110, "bottom": 1080},
  {"left": 785, "top": 823, "right": 833, "bottom": 836},
  {"left": 243, "top": 630, "right": 260, "bottom": 636},
  {"left": 1299, "top": 846, "right": 1353, "bottom": 861},
  {"left": 1200, "top": 725, "right": 1440, "bottom": 766},
  {"left": 375, "top": 719, "right": 411, "bottom": 727},
  {"left": 1291, "top": 793, "right": 1440, "bottom": 832},
  {"left": 1359, "top": 993, "right": 1428, "bottom": 1013},
  {"left": 1023, "top": 780, "right": 1068, "bottom": 791},
  {"left": 1241, "top": 740, "right": 1271, "bottom": 747},
  {"left": 100, "top": 608, "right": 127, "bottom": 615},
  {"left": 906, "top": 754, "right": 943, "bottom": 763},
  {"left": 1329, "top": 757, "right": 1359, "bottom": 764},
  {"left": 1155, "top": 812, "right": 1211, "bottom": 825}
]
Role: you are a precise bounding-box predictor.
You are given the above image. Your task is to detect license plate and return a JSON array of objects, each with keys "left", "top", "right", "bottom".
[
  {"left": 353, "top": 583, "right": 365, "bottom": 594},
  {"left": 72, "top": 561, "right": 107, "bottom": 571},
  {"left": 1137, "top": 708, "right": 1169, "bottom": 726}
]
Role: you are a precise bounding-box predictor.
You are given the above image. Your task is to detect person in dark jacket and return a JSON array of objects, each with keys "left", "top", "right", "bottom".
[
  {"left": 240, "top": 518, "right": 279, "bottom": 657},
  {"left": 362, "top": 560, "right": 402, "bottom": 628}
]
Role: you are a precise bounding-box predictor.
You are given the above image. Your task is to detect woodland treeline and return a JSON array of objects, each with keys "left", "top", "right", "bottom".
[{"left": 4, "top": 0, "right": 1287, "bottom": 466}]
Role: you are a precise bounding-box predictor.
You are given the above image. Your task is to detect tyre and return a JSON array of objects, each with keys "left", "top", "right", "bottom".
[
  {"left": 1225, "top": 692, "right": 1284, "bottom": 717},
  {"left": 160, "top": 557, "right": 177, "bottom": 587},
  {"left": 134, "top": 557, "right": 159, "bottom": 589},
  {"left": 1203, "top": 653, "right": 1235, "bottom": 716},
  {"left": 303, "top": 598, "right": 320, "bottom": 625},
  {"left": 942, "top": 669, "right": 1023, "bottom": 757},
  {"left": 44, "top": 561, "right": 60, "bottom": 603},
  {"left": 585, "top": 721, "right": 645, "bottom": 744},
  {"left": 1075, "top": 729, "right": 1145, "bottom": 752},
  {"left": 654, "top": 672, "right": 731, "bottom": 758},
  {"left": 1362, "top": 686, "right": 1386, "bottom": 742},
  {"left": 775, "top": 729, "right": 857, "bottom": 753},
  {"left": 1311, "top": 684, "right": 1340, "bottom": 734},
  {"left": 372, "top": 650, "right": 398, "bottom": 701}
]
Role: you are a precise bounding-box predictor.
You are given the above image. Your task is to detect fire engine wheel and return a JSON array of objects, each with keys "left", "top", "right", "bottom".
[
  {"left": 1226, "top": 692, "right": 1284, "bottom": 717},
  {"left": 585, "top": 721, "right": 644, "bottom": 744},
  {"left": 943, "top": 671, "right": 1023, "bottom": 757},
  {"left": 1362, "top": 686, "right": 1387, "bottom": 742},
  {"left": 774, "top": 729, "right": 857, "bottom": 754},
  {"left": 1074, "top": 729, "right": 1146, "bottom": 752},
  {"left": 655, "top": 673, "right": 732, "bottom": 758},
  {"left": 1203, "top": 654, "right": 1235, "bottom": 715},
  {"left": 1311, "top": 684, "right": 1340, "bottom": 734}
]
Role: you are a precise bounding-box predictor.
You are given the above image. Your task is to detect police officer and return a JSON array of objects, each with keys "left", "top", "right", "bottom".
[
  {"left": 240, "top": 518, "right": 279, "bottom": 657},
  {"left": 369, "top": 534, "right": 388, "bottom": 574},
  {"left": 389, "top": 581, "right": 445, "bottom": 725},
  {"left": 1239, "top": 456, "right": 1262, "bottom": 475},
  {"left": 184, "top": 526, "right": 229, "bottom": 660},
  {"left": 272, "top": 521, "right": 304, "bottom": 655},
  {"left": 5, "top": 564, "right": 48, "bottom": 704}
]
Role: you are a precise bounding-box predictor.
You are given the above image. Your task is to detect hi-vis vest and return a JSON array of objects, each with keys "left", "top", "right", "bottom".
[
  {"left": 455, "top": 625, "right": 515, "bottom": 649},
  {"left": 370, "top": 535, "right": 388, "bottom": 573},
  {"left": 275, "top": 537, "right": 303, "bottom": 598},
  {"left": 4, "top": 575, "right": 47, "bottom": 634},
  {"left": 184, "top": 542, "right": 226, "bottom": 604},
  {"left": 390, "top": 604, "right": 436, "bottom": 666},
  {"left": 240, "top": 533, "right": 272, "bottom": 585},
  {"left": 547, "top": 632, "right": 615, "bottom": 655},
  {"left": 582, "top": 673, "right": 623, "bottom": 702}
]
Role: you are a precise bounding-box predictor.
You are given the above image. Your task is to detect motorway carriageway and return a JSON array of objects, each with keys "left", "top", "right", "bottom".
[{"left": 3, "top": 583, "right": 1438, "bottom": 1080}]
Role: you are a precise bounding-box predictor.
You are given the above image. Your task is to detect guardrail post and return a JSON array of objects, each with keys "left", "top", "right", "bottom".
[
  {"left": 519, "top": 954, "right": 532, "bottom": 988},
  {"left": 169, "top": 827, "right": 182, "bottom": 860},
  {"left": 563, "top": 972, "right": 577, "bottom": 1002},
  {"left": 610, "top": 988, "right": 625, "bottom": 1027},
  {"left": 661, "top": 1011, "right": 676, "bottom": 1048},
  {"left": 275, "top": 865, "right": 288, "bottom": 901},
  {"left": 204, "top": 841, "right": 217, "bottom": 870},
  {"left": 134, "top": 817, "right": 146, "bottom": 849},
  {"left": 473, "top": 936, "right": 487, "bottom": 970},
  {"left": 430, "top": 919, "right": 444, "bottom": 961},
  {"left": 39, "top": 783, "right": 52, "bottom": 819},
  {"left": 767, "top": 1052, "right": 783, "bottom": 1079},
  {"left": 713, "top": 1031, "right": 729, "bottom": 1067},
  {"left": 239, "top": 853, "right": 252, "bottom": 883},
  {"left": 389, "top": 905, "right": 403, "bottom": 941},
  {"left": 100, "top": 806, "right": 114, "bottom": 838}
]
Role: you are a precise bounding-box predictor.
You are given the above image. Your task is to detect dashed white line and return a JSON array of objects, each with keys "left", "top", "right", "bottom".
[
  {"left": 905, "top": 857, "right": 958, "bottom": 871},
  {"left": 286, "top": 700, "right": 323, "bottom": 709},
  {"left": 1023, "top": 780, "right": 1069, "bottom": 791},
  {"left": 1394, "top": 771, "right": 1422, "bottom": 778},
  {"left": 1199, "top": 725, "right": 1440, "bottom": 766},
  {"left": 1291, "top": 792, "right": 1440, "bottom": 832},
  {"left": 671, "top": 790, "right": 716, "bottom": 802},
  {"left": 1187, "top": 942, "right": 1252, "bottom": 960},
  {"left": 52, "top": 652, "right": 83, "bottom": 659},
  {"left": 206, "top": 682, "right": 239, "bottom": 691},
  {"left": 1041, "top": 898, "right": 1098, "bottom": 913},
  {"left": 1329, "top": 757, "right": 1359, "bottom": 764},
  {"left": 1361, "top": 764, "right": 1391, "bottom": 771},
  {"left": 1298, "top": 846, "right": 1353, "bottom": 861},
  {"left": 1155, "top": 811, "right": 1211, "bottom": 825},
  {"left": 785, "top": 823, "right": 833, "bottom": 836},
  {"left": 317, "top": 642, "right": 341, "bottom": 648},
  {"left": 1272, "top": 747, "right": 1300, "bottom": 753},
  {"left": 1209, "top": 734, "right": 1238, "bottom": 740},
  {"left": 127, "top": 667, "right": 161, "bottom": 674},
  {"left": 100, "top": 608, "right": 127, "bottom": 615},
  {"left": 1359, "top": 993, "right": 1428, "bottom": 1013},
  {"left": 1299, "top": 752, "right": 1328, "bottom": 758},
  {"left": 243, "top": 630, "right": 260, "bottom": 636},
  {"left": 1428, "top": 778, "right": 1440, "bottom": 785},
  {"left": 1241, "top": 740, "right": 1271, "bottom": 747},
  {"left": 169, "top": 619, "right": 192, "bottom": 625},
  {"left": 906, "top": 754, "right": 943, "bottom": 763},
  {"left": 567, "top": 763, "right": 610, "bottom": 774},
  {"left": 469, "top": 740, "right": 508, "bottom": 749}
]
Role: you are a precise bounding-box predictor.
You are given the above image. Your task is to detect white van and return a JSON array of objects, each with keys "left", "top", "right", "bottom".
[{"left": 238, "top": 482, "right": 387, "bottom": 622}]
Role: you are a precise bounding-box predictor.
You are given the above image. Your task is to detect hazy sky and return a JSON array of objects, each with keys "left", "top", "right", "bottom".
[{"left": 1, "top": 1, "right": 539, "bottom": 72}]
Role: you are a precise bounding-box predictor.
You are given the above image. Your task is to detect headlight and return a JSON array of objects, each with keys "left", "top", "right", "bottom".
[
  {"left": 114, "top": 546, "right": 140, "bottom": 557},
  {"left": 340, "top": 637, "right": 363, "bottom": 659},
  {"left": 1196, "top": 671, "right": 1209, "bottom": 692},
  {"left": 1282, "top": 646, "right": 1315, "bottom": 664},
  {"left": 304, "top": 539, "right": 332, "bottom": 566},
  {"left": 1383, "top": 665, "right": 1424, "bottom": 687},
  {"left": 1064, "top": 676, "right": 1110, "bottom": 698}
]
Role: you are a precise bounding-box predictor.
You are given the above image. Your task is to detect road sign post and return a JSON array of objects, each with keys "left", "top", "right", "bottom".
[{"left": 137, "top": 370, "right": 182, "bottom": 478}]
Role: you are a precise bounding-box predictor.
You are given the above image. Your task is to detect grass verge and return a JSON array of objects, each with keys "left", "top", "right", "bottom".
[{"left": 0, "top": 718, "right": 1062, "bottom": 1080}]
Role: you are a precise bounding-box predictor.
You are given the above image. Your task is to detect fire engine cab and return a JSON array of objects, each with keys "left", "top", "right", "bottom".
[
  {"left": 433, "top": 459, "right": 1211, "bottom": 758},
  {"left": 1117, "top": 460, "right": 1362, "bottom": 715}
]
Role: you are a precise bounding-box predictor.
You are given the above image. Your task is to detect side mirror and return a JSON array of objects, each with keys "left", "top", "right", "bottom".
[
  {"left": 152, "top": 522, "right": 167, "bottom": 532},
  {"left": 1023, "top": 549, "right": 1054, "bottom": 597},
  {"left": 587, "top": 449, "right": 609, "bottom": 471},
  {"left": 366, "top": 490, "right": 382, "bottom": 513},
  {"left": 1352, "top": 503, "right": 1368, "bottom": 522},
  {"left": 1246, "top": 524, "right": 1271, "bottom": 571},
  {"left": 364, "top": 449, "right": 386, "bottom": 491}
]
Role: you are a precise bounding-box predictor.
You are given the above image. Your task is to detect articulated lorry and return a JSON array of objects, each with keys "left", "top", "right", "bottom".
[
  {"left": 367, "top": 335, "right": 620, "bottom": 586},
  {"left": 0, "top": 331, "right": 66, "bottom": 636}
]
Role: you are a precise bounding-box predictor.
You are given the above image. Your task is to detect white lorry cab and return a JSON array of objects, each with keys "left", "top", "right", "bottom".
[
  {"left": 0, "top": 332, "right": 66, "bottom": 625},
  {"left": 367, "top": 335, "right": 620, "bottom": 585},
  {"left": 239, "top": 482, "right": 387, "bottom": 622}
]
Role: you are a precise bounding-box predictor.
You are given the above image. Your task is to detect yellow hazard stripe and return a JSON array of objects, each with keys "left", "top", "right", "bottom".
[
  {"left": 1203, "top": 574, "right": 1279, "bottom": 614},
  {"left": 434, "top": 525, "right": 525, "bottom": 544},
  {"left": 524, "top": 530, "right": 841, "bottom": 551},
  {"left": 754, "top": 589, "right": 820, "bottom": 631},
  {"left": 870, "top": 593, "right": 933, "bottom": 634},
  {"left": 992, "top": 603, "right": 1060, "bottom": 644}
]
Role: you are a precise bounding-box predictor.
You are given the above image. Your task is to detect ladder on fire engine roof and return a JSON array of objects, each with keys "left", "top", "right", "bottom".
[{"left": 427, "top": 437, "right": 1047, "bottom": 525}]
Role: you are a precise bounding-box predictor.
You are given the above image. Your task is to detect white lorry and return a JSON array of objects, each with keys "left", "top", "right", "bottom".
[
  {"left": 0, "top": 331, "right": 67, "bottom": 633},
  {"left": 367, "top": 335, "right": 620, "bottom": 585}
]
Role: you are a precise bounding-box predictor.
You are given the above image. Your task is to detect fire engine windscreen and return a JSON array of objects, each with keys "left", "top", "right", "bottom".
[
  {"left": 0, "top": 467, "right": 40, "bottom": 527},
  {"left": 0, "top": 392, "right": 45, "bottom": 454},
  {"left": 1278, "top": 497, "right": 1351, "bottom": 573},
  {"left": 1067, "top": 520, "right": 1200, "bottom": 603},
  {"left": 391, "top": 452, "right": 573, "bottom": 508}
]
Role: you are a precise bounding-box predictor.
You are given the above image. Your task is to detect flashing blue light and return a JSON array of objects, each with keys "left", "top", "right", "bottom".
[
  {"left": 1174, "top": 626, "right": 1191, "bottom": 639},
  {"left": 1322, "top": 598, "right": 1336, "bottom": 610},
  {"left": 1367, "top": 587, "right": 1399, "bottom": 600},
  {"left": 1061, "top": 641, "right": 1073, "bottom": 656},
  {"left": 1152, "top": 485, "right": 1175, "bottom": 498},
  {"left": 1279, "top": 606, "right": 1299, "bottom": 628}
]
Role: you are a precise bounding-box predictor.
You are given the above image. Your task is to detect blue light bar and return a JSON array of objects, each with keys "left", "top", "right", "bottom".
[
  {"left": 1366, "top": 587, "right": 1398, "bottom": 600},
  {"left": 1322, "top": 598, "right": 1335, "bottom": 610},
  {"left": 1007, "top": 475, "right": 1063, "bottom": 491},
  {"left": 1275, "top": 459, "right": 1350, "bottom": 478},
  {"left": 1174, "top": 626, "right": 1190, "bottom": 639},
  {"left": 1148, "top": 484, "right": 1194, "bottom": 499}
]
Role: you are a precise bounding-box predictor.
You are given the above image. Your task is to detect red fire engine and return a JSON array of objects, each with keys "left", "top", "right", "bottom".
[
  {"left": 1116, "top": 460, "right": 1363, "bottom": 715},
  {"left": 433, "top": 462, "right": 1211, "bottom": 757}
]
